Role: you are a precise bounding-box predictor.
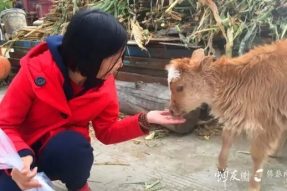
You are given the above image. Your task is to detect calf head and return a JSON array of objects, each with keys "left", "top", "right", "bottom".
[{"left": 166, "top": 49, "right": 214, "bottom": 116}]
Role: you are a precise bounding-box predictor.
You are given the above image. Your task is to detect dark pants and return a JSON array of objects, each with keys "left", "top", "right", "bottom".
[{"left": 0, "top": 131, "right": 94, "bottom": 191}]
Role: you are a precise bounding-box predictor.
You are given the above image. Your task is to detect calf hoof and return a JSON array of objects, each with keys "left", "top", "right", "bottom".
[
  {"left": 248, "top": 179, "right": 261, "bottom": 191},
  {"left": 217, "top": 164, "right": 227, "bottom": 174},
  {"left": 248, "top": 187, "right": 260, "bottom": 191},
  {"left": 217, "top": 167, "right": 226, "bottom": 174}
]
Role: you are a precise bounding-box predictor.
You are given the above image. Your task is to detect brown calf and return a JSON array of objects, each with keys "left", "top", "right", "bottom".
[{"left": 166, "top": 40, "right": 287, "bottom": 191}]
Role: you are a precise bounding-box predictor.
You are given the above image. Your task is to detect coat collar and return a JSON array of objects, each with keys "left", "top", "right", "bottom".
[
  {"left": 20, "top": 38, "right": 115, "bottom": 116},
  {"left": 20, "top": 42, "right": 71, "bottom": 115}
]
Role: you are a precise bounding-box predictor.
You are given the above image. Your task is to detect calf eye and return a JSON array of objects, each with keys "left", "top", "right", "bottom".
[{"left": 176, "top": 85, "right": 184, "bottom": 92}]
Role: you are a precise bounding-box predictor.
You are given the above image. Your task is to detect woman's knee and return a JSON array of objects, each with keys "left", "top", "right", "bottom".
[
  {"left": 0, "top": 171, "right": 21, "bottom": 191},
  {"left": 37, "top": 131, "right": 94, "bottom": 186}
]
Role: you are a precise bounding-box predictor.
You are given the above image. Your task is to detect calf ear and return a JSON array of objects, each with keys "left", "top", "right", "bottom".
[
  {"left": 191, "top": 48, "right": 205, "bottom": 62},
  {"left": 189, "top": 48, "right": 205, "bottom": 69},
  {"left": 199, "top": 56, "right": 215, "bottom": 70}
]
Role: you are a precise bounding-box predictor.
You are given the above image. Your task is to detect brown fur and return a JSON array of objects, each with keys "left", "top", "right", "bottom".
[{"left": 166, "top": 40, "right": 287, "bottom": 191}]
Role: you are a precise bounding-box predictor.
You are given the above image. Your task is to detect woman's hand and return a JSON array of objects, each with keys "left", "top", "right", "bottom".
[
  {"left": 11, "top": 155, "right": 41, "bottom": 190},
  {"left": 146, "top": 110, "right": 186, "bottom": 125}
]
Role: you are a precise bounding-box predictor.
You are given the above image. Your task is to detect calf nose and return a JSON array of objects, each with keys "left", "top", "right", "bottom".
[{"left": 169, "top": 109, "right": 174, "bottom": 116}]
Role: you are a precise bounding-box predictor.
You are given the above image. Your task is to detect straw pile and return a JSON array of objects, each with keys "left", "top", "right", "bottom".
[{"left": 3, "top": 0, "right": 287, "bottom": 56}]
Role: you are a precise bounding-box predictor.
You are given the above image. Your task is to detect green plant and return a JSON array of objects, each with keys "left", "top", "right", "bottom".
[{"left": 0, "top": 0, "right": 12, "bottom": 12}]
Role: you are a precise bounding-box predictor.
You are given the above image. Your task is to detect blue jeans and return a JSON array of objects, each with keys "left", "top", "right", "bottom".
[{"left": 0, "top": 131, "right": 94, "bottom": 191}]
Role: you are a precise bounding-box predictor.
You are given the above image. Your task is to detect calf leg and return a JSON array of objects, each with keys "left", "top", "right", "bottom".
[
  {"left": 218, "top": 128, "right": 236, "bottom": 172},
  {"left": 249, "top": 128, "right": 286, "bottom": 191},
  {"left": 271, "top": 130, "right": 287, "bottom": 157},
  {"left": 249, "top": 137, "right": 268, "bottom": 191},
  {"left": 249, "top": 136, "right": 272, "bottom": 191}
]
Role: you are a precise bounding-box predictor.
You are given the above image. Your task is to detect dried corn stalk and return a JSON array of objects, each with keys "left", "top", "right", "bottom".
[
  {"left": 130, "top": 20, "right": 151, "bottom": 51},
  {"left": 2, "top": 0, "right": 287, "bottom": 57}
]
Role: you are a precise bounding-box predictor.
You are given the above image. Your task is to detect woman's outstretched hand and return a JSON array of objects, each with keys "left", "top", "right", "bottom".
[{"left": 146, "top": 110, "right": 186, "bottom": 125}]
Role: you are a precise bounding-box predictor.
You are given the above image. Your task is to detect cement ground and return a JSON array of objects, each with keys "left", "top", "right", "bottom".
[{"left": 1, "top": 87, "right": 287, "bottom": 191}]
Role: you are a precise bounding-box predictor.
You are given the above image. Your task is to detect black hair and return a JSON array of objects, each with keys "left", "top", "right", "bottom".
[{"left": 61, "top": 9, "right": 128, "bottom": 90}]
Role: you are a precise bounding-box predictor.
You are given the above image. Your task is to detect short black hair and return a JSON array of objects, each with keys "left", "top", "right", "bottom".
[{"left": 61, "top": 9, "right": 128, "bottom": 89}]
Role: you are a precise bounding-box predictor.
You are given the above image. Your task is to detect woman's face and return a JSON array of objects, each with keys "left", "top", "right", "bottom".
[{"left": 96, "top": 49, "right": 125, "bottom": 80}]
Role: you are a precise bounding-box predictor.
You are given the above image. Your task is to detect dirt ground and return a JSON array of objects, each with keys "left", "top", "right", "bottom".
[
  {"left": 1, "top": 87, "right": 287, "bottom": 191},
  {"left": 52, "top": 129, "right": 287, "bottom": 191}
]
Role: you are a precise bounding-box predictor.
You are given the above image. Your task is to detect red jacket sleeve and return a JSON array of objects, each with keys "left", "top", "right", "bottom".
[
  {"left": 92, "top": 98, "right": 147, "bottom": 145},
  {"left": 0, "top": 68, "right": 34, "bottom": 152}
]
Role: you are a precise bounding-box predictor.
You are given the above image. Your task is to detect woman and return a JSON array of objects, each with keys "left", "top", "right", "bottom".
[{"left": 0, "top": 9, "right": 185, "bottom": 191}]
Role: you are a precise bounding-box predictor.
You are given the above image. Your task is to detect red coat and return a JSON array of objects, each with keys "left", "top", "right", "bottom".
[{"left": 0, "top": 42, "right": 145, "bottom": 152}]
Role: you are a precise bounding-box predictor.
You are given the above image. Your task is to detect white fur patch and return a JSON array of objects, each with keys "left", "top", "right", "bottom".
[
  {"left": 254, "top": 168, "right": 263, "bottom": 182},
  {"left": 167, "top": 66, "right": 181, "bottom": 83},
  {"left": 254, "top": 176, "right": 262, "bottom": 182}
]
